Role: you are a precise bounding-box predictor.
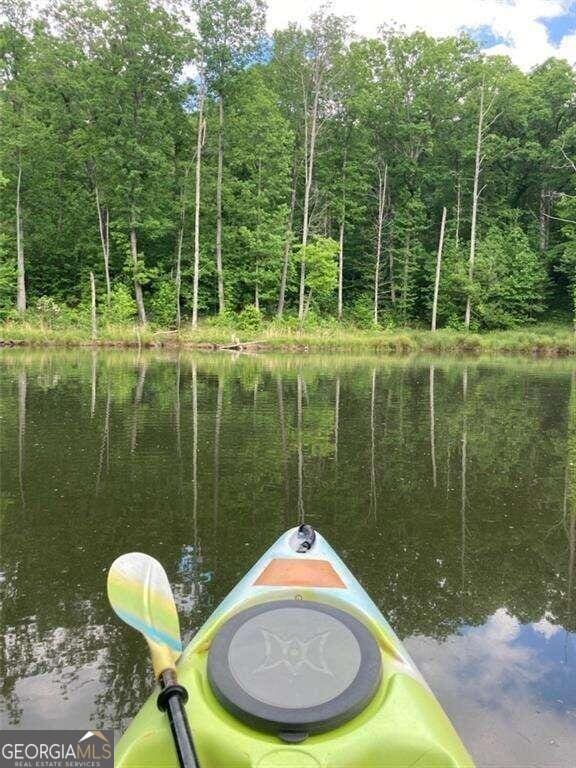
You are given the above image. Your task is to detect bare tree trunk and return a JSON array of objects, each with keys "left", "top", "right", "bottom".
[
  {"left": 95, "top": 184, "right": 111, "bottom": 302},
  {"left": 129, "top": 208, "right": 147, "bottom": 325},
  {"left": 465, "top": 81, "right": 485, "bottom": 330},
  {"left": 175, "top": 163, "right": 190, "bottom": 329},
  {"left": 90, "top": 271, "right": 97, "bottom": 341},
  {"left": 192, "top": 87, "right": 206, "bottom": 329},
  {"left": 216, "top": 96, "right": 225, "bottom": 313},
  {"left": 373, "top": 164, "right": 387, "bottom": 325},
  {"left": 431, "top": 206, "right": 447, "bottom": 332},
  {"left": 299, "top": 87, "right": 320, "bottom": 321},
  {"left": 277, "top": 164, "right": 297, "bottom": 317},
  {"left": 337, "top": 220, "right": 345, "bottom": 322},
  {"left": 16, "top": 154, "right": 26, "bottom": 314}
]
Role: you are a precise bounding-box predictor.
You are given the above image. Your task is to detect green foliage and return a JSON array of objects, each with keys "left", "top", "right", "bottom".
[
  {"left": 1, "top": 1, "right": 576, "bottom": 331},
  {"left": 348, "top": 296, "right": 375, "bottom": 329},
  {"left": 0, "top": 257, "right": 16, "bottom": 318},
  {"left": 296, "top": 237, "right": 339, "bottom": 312},
  {"left": 101, "top": 284, "right": 137, "bottom": 325},
  {"left": 150, "top": 280, "right": 177, "bottom": 327},
  {"left": 473, "top": 224, "right": 547, "bottom": 329},
  {"left": 237, "top": 303, "right": 262, "bottom": 331}
]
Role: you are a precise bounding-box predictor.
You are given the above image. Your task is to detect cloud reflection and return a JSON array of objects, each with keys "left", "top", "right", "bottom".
[{"left": 405, "top": 608, "right": 576, "bottom": 767}]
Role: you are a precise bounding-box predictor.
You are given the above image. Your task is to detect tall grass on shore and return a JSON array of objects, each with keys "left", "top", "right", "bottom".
[{"left": 1, "top": 319, "right": 575, "bottom": 356}]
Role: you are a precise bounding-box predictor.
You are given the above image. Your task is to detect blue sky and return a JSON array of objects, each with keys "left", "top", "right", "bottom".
[{"left": 267, "top": 0, "right": 576, "bottom": 70}]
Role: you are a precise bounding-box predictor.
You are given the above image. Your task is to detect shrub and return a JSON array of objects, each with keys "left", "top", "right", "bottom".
[
  {"left": 350, "top": 297, "right": 375, "bottom": 329},
  {"left": 101, "top": 284, "right": 137, "bottom": 325},
  {"left": 237, "top": 304, "right": 262, "bottom": 331},
  {"left": 151, "top": 280, "right": 177, "bottom": 327}
]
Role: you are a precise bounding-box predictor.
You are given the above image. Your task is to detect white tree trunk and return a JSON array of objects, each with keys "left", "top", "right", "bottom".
[
  {"left": 216, "top": 96, "right": 225, "bottom": 313},
  {"left": 373, "top": 164, "right": 387, "bottom": 325},
  {"left": 299, "top": 86, "right": 320, "bottom": 321},
  {"left": 192, "top": 87, "right": 206, "bottom": 329},
  {"left": 465, "top": 82, "right": 485, "bottom": 330},
  {"left": 338, "top": 219, "right": 345, "bottom": 321},
  {"left": 16, "top": 155, "right": 26, "bottom": 314},
  {"left": 431, "top": 206, "right": 447, "bottom": 331},
  {"left": 90, "top": 271, "right": 97, "bottom": 341}
]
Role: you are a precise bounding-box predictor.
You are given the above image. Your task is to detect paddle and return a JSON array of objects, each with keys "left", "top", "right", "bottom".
[{"left": 107, "top": 552, "right": 199, "bottom": 768}]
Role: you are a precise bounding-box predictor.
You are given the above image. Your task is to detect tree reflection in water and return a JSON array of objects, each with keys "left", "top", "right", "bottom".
[{"left": 0, "top": 350, "right": 575, "bottom": 763}]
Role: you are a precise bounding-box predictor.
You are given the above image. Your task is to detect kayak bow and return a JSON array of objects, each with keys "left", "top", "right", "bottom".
[{"left": 114, "top": 526, "right": 474, "bottom": 767}]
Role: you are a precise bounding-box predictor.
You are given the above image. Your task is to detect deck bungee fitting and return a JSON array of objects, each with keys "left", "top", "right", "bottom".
[{"left": 109, "top": 525, "right": 474, "bottom": 767}]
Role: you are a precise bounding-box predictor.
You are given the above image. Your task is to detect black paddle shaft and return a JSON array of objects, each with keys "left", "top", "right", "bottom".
[{"left": 158, "top": 669, "right": 200, "bottom": 768}]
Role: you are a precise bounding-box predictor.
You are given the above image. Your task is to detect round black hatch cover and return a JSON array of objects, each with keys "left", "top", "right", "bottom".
[{"left": 207, "top": 600, "right": 382, "bottom": 737}]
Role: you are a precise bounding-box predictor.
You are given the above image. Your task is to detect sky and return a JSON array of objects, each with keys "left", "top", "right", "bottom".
[{"left": 266, "top": 0, "right": 576, "bottom": 71}]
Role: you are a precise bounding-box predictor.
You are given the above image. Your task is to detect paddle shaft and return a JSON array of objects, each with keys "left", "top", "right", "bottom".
[{"left": 158, "top": 670, "right": 200, "bottom": 768}]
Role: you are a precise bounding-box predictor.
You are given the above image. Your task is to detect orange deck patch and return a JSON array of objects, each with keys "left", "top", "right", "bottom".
[{"left": 254, "top": 558, "right": 346, "bottom": 588}]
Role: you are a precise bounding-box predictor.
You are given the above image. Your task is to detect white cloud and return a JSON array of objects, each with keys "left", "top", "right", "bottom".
[{"left": 266, "top": 0, "right": 576, "bottom": 70}]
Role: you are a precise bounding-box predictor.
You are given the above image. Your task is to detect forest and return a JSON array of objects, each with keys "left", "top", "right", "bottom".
[{"left": 2, "top": 0, "right": 576, "bottom": 333}]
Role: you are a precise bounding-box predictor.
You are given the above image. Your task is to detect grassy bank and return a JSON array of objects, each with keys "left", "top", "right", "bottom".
[{"left": 2, "top": 319, "right": 576, "bottom": 356}]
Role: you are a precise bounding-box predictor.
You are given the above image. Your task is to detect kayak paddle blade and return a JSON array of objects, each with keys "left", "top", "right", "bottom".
[{"left": 107, "top": 552, "right": 182, "bottom": 678}]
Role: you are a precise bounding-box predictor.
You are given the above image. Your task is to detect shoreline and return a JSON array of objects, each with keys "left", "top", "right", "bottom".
[{"left": 1, "top": 323, "right": 576, "bottom": 356}]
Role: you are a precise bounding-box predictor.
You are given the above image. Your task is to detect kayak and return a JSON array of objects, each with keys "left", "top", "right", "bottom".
[{"left": 115, "top": 525, "right": 474, "bottom": 767}]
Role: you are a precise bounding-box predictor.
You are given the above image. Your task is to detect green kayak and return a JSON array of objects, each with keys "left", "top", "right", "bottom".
[{"left": 115, "top": 526, "right": 474, "bottom": 767}]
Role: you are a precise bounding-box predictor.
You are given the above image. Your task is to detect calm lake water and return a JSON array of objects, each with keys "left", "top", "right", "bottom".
[{"left": 1, "top": 349, "right": 575, "bottom": 766}]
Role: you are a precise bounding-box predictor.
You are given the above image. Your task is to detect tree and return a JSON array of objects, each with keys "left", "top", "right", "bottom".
[
  {"left": 195, "top": 0, "right": 266, "bottom": 314},
  {"left": 223, "top": 67, "right": 292, "bottom": 310},
  {"left": 0, "top": 0, "right": 34, "bottom": 313},
  {"left": 92, "top": 0, "right": 186, "bottom": 325}
]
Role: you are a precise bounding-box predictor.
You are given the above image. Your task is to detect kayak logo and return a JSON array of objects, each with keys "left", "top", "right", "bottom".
[
  {"left": 256, "top": 629, "right": 333, "bottom": 676},
  {"left": 0, "top": 729, "right": 114, "bottom": 767}
]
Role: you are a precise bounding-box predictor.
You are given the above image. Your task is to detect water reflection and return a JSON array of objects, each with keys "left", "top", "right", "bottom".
[
  {"left": 405, "top": 610, "right": 576, "bottom": 767},
  {"left": 0, "top": 350, "right": 575, "bottom": 765}
]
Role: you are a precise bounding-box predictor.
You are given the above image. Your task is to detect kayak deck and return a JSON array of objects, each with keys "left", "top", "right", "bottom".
[{"left": 116, "top": 527, "right": 474, "bottom": 767}]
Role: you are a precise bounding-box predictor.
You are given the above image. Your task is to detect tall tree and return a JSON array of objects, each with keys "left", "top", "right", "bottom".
[{"left": 195, "top": 0, "right": 266, "bottom": 314}]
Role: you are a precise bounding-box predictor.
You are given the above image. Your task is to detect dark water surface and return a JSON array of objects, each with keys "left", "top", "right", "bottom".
[{"left": 1, "top": 349, "right": 575, "bottom": 766}]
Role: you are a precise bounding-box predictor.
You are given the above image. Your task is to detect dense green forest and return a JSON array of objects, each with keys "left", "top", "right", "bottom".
[{"left": 2, "top": 0, "right": 576, "bottom": 331}]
